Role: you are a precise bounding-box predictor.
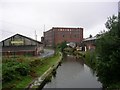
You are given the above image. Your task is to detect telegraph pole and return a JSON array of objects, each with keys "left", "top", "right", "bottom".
[
  {"left": 35, "top": 30, "right": 37, "bottom": 40},
  {"left": 44, "top": 24, "right": 45, "bottom": 32},
  {"left": 43, "top": 24, "right": 46, "bottom": 47}
]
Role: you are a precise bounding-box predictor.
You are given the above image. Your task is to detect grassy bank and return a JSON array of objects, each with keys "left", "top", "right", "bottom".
[
  {"left": 2, "top": 52, "right": 61, "bottom": 89},
  {"left": 83, "top": 51, "right": 97, "bottom": 70}
]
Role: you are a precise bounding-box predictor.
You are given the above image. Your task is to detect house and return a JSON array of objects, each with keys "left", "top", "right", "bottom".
[
  {"left": 82, "top": 36, "right": 98, "bottom": 51},
  {"left": 0, "top": 34, "right": 43, "bottom": 56}
]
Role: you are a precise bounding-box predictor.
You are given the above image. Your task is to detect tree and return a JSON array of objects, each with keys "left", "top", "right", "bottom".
[
  {"left": 96, "top": 15, "right": 120, "bottom": 88},
  {"left": 56, "top": 41, "right": 67, "bottom": 52},
  {"left": 89, "top": 34, "right": 92, "bottom": 38}
]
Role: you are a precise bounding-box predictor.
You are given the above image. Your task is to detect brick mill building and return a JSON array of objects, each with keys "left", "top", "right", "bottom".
[
  {"left": 0, "top": 34, "right": 43, "bottom": 57},
  {"left": 43, "top": 27, "right": 83, "bottom": 47}
]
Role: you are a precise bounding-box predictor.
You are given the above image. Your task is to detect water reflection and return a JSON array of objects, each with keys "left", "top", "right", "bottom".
[{"left": 44, "top": 54, "right": 102, "bottom": 88}]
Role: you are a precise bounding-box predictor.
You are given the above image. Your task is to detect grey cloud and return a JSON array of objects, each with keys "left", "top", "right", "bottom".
[{"left": 0, "top": 1, "right": 118, "bottom": 41}]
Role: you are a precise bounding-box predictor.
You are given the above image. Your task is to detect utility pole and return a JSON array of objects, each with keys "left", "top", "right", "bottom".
[
  {"left": 43, "top": 24, "right": 45, "bottom": 47},
  {"left": 35, "top": 30, "right": 37, "bottom": 40},
  {"left": 44, "top": 24, "right": 45, "bottom": 32},
  {"left": 118, "top": 1, "right": 120, "bottom": 21}
]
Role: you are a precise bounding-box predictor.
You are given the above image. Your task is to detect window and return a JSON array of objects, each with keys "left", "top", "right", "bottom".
[
  {"left": 74, "top": 35, "right": 76, "bottom": 37},
  {"left": 60, "top": 29, "right": 62, "bottom": 31}
]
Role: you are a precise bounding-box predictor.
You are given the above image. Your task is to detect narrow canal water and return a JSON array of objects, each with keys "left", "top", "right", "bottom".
[{"left": 44, "top": 54, "right": 102, "bottom": 88}]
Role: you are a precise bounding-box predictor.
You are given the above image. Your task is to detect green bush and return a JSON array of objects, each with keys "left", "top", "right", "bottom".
[
  {"left": 29, "top": 59, "right": 42, "bottom": 67},
  {"left": 15, "top": 63, "right": 30, "bottom": 76},
  {"left": 96, "top": 15, "right": 120, "bottom": 88},
  {"left": 2, "top": 60, "right": 30, "bottom": 82},
  {"left": 84, "top": 51, "right": 97, "bottom": 70},
  {"left": 56, "top": 41, "right": 67, "bottom": 52},
  {"left": 3, "top": 65, "right": 17, "bottom": 82}
]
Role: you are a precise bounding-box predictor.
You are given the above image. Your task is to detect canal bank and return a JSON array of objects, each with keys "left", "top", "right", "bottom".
[
  {"left": 2, "top": 50, "right": 62, "bottom": 89},
  {"left": 27, "top": 52, "right": 63, "bottom": 89}
]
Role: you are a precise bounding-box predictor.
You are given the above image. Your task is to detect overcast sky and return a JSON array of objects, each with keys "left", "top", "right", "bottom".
[{"left": 0, "top": 0, "right": 119, "bottom": 41}]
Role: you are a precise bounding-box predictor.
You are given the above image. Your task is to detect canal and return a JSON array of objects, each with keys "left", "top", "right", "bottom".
[{"left": 43, "top": 54, "right": 102, "bottom": 88}]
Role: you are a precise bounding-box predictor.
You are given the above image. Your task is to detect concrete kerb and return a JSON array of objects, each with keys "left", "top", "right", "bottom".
[{"left": 27, "top": 52, "right": 63, "bottom": 89}]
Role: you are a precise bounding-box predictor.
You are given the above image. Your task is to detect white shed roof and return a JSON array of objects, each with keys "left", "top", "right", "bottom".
[{"left": 82, "top": 37, "right": 98, "bottom": 42}]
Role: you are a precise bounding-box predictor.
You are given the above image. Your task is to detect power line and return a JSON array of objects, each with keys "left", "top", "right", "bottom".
[
  {"left": 0, "top": 29, "right": 15, "bottom": 34},
  {"left": 0, "top": 20, "right": 36, "bottom": 31},
  {"left": 0, "top": 20, "right": 43, "bottom": 41}
]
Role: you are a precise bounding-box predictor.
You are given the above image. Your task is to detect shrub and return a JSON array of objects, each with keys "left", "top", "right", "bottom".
[
  {"left": 29, "top": 59, "right": 42, "bottom": 67},
  {"left": 2, "top": 65, "right": 17, "bottom": 82},
  {"left": 96, "top": 15, "right": 120, "bottom": 87},
  {"left": 84, "top": 50, "right": 97, "bottom": 69},
  {"left": 15, "top": 63, "right": 30, "bottom": 76},
  {"left": 2, "top": 60, "right": 30, "bottom": 82}
]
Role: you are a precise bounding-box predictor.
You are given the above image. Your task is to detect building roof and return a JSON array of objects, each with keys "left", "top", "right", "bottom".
[
  {"left": 1, "top": 33, "right": 43, "bottom": 44},
  {"left": 44, "top": 27, "right": 83, "bottom": 33},
  {"left": 52, "top": 27, "right": 83, "bottom": 29},
  {"left": 82, "top": 36, "right": 98, "bottom": 42}
]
